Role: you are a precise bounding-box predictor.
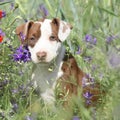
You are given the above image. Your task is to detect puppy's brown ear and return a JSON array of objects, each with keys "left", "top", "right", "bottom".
[
  {"left": 52, "top": 18, "right": 72, "bottom": 42},
  {"left": 16, "top": 21, "right": 33, "bottom": 45}
]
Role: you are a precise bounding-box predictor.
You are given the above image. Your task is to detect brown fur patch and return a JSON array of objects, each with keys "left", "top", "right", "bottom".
[
  {"left": 16, "top": 22, "right": 41, "bottom": 47},
  {"left": 27, "top": 23, "right": 41, "bottom": 47},
  {"left": 50, "top": 18, "right": 60, "bottom": 42},
  {"left": 56, "top": 53, "right": 103, "bottom": 107}
]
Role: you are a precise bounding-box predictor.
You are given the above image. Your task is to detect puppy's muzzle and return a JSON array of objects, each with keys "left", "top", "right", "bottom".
[{"left": 36, "top": 51, "right": 47, "bottom": 61}]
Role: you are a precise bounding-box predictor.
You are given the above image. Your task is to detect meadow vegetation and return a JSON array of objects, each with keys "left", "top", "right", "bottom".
[{"left": 0, "top": 0, "right": 120, "bottom": 120}]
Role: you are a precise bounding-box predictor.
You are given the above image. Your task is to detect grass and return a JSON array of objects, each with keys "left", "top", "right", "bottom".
[{"left": 0, "top": 0, "right": 120, "bottom": 120}]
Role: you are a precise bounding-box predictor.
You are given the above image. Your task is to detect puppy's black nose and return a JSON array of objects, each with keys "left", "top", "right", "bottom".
[{"left": 36, "top": 51, "right": 47, "bottom": 60}]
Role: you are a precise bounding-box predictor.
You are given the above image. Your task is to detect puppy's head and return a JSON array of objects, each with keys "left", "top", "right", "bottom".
[{"left": 16, "top": 18, "right": 72, "bottom": 63}]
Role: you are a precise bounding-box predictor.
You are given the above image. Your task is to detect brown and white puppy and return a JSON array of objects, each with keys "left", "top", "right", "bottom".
[{"left": 16, "top": 18, "right": 102, "bottom": 106}]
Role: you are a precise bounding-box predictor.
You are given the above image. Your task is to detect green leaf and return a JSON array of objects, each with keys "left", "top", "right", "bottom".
[{"left": 99, "top": 7, "right": 119, "bottom": 17}]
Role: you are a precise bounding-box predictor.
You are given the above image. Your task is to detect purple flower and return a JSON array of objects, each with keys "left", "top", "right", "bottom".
[
  {"left": 76, "top": 46, "right": 81, "bottom": 54},
  {"left": 84, "top": 34, "right": 97, "bottom": 45},
  {"left": 0, "top": 79, "right": 10, "bottom": 89},
  {"left": 12, "top": 103, "right": 18, "bottom": 112},
  {"left": 25, "top": 115, "right": 33, "bottom": 120},
  {"left": 83, "top": 92, "right": 93, "bottom": 99},
  {"left": 13, "top": 45, "right": 31, "bottom": 62},
  {"left": 86, "top": 99, "right": 91, "bottom": 105},
  {"left": 83, "top": 92, "right": 93, "bottom": 105},
  {"left": 85, "top": 34, "right": 92, "bottom": 42},
  {"left": 93, "top": 38, "right": 97, "bottom": 45},
  {"left": 72, "top": 116, "right": 80, "bottom": 120},
  {"left": 106, "top": 35, "right": 114, "bottom": 44},
  {"left": 82, "top": 77, "right": 87, "bottom": 87},
  {"left": 11, "top": 89, "right": 19, "bottom": 94},
  {"left": 39, "top": 4, "right": 49, "bottom": 18},
  {"left": 0, "top": 29, "right": 5, "bottom": 36},
  {"left": 10, "top": 3, "right": 14, "bottom": 10},
  {"left": 19, "top": 32, "right": 26, "bottom": 41}
]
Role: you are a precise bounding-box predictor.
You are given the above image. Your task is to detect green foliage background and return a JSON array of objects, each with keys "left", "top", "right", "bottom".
[{"left": 0, "top": 0, "right": 120, "bottom": 120}]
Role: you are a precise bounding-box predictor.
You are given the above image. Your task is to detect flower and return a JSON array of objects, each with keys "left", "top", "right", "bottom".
[
  {"left": 13, "top": 45, "right": 31, "bottom": 62},
  {"left": 72, "top": 116, "right": 80, "bottom": 120},
  {"left": 106, "top": 35, "right": 114, "bottom": 44},
  {"left": 0, "top": 10, "right": 6, "bottom": 19},
  {"left": 12, "top": 103, "right": 18, "bottom": 112},
  {"left": 76, "top": 46, "right": 81, "bottom": 54},
  {"left": 83, "top": 92, "right": 93, "bottom": 105},
  {"left": 84, "top": 34, "right": 97, "bottom": 45},
  {"left": 10, "top": 3, "right": 14, "bottom": 10},
  {"left": 82, "top": 77, "right": 88, "bottom": 87},
  {"left": 85, "top": 34, "right": 92, "bottom": 42},
  {"left": 93, "top": 37, "right": 97, "bottom": 45},
  {"left": 83, "top": 92, "right": 93, "bottom": 99},
  {"left": 19, "top": 32, "right": 26, "bottom": 41},
  {"left": 0, "top": 29, "right": 5, "bottom": 43},
  {"left": 39, "top": 4, "right": 49, "bottom": 18},
  {"left": 25, "top": 115, "right": 33, "bottom": 120}
]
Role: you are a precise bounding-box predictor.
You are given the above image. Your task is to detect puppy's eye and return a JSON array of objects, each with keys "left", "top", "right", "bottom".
[
  {"left": 30, "top": 36, "right": 35, "bottom": 41},
  {"left": 49, "top": 35, "right": 56, "bottom": 41}
]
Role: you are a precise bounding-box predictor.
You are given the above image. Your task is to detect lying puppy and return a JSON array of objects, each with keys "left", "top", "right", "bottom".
[{"left": 16, "top": 18, "right": 102, "bottom": 106}]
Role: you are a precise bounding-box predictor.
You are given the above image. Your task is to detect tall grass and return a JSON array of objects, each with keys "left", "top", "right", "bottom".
[{"left": 0, "top": 0, "right": 120, "bottom": 119}]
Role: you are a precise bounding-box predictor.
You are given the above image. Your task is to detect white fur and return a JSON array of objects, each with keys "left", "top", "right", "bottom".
[
  {"left": 58, "top": 21, "right": 71, "bottom": 42},
  {"left": 32, "top": 46, "right": 65, "bottom": 104}
]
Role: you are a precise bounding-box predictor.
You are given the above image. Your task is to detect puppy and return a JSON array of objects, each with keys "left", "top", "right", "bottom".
[{"left": 16, "top": 18, "right": 103, "bottom": 106}]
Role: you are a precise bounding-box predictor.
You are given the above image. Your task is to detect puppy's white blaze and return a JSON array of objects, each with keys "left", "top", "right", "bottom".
[{"left": 58, "top": 21, "right": 71, "bottom": 42}]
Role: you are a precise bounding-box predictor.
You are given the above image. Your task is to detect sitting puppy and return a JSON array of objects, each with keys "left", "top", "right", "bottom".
[{"left": 16, "top": 18, "right": 102, "bottom": 106}]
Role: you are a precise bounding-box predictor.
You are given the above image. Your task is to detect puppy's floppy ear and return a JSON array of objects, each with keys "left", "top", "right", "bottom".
[
  {"left": 52, "top": 18, "right": 72, "bottom": 42},
  {"left": 16, "top": 21, "right": 33, "bottom": 45}
]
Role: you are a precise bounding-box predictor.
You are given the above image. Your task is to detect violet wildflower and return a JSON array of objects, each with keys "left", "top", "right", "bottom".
[
  {"left": 11, "top": 89, "right": 19, "bottom": 94},
  {"left": 0, "top": 79, "right": 10, "bottom": 89},
  {"left": 83, "top": 92, "right": 93, "bottom": 105},
  {"left": 12, "top": 103, "right": 18, "bottom": 112},
  {"left": 39, "top": 4, "right": 49, "bottom": 18},
  {"left": 10, "top": 3, "right": 14, "bottom": 10},
  {"left": 82, "top": 77, "right": 87, "bottom": 87},
  {"left": 93, "top": 37, "right": 97, "bottom": 45},
  {"left": 25, "top": 115, "right": 33, "bottom": 120},
  {"left": 106, "top": 35, "right": 114, "bottom": 44},
  {"left": 85, "top": 34, "right": 92, "bottom": 42},
  {"left": 13, "top": 45, "right": 31, "bottom": 62},
  {"left": 83, "top": 92, "right": 93, "bottom": 99},
  {"left": 72, "top": 116, "right": 80, "bottom": 120},
  {"left": 76, "top": 46, "right": 81, "bottom": 54},
  {"left": 84, "top": 34, "right": 97, "bottom": 45},
  {"left": 19, "top": 32, "right": 26, "bottom": 41}
]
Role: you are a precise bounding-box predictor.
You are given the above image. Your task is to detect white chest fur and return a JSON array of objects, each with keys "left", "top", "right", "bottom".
[{"left": 31, "top": 47, "right": 65, "bottom": 104}]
